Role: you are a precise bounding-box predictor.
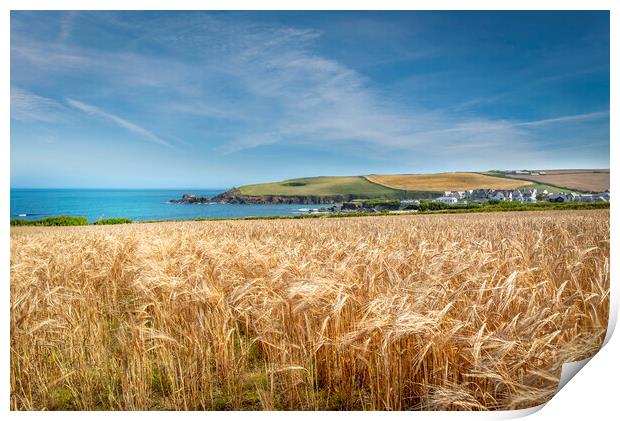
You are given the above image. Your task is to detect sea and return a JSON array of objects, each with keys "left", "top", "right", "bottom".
[{"left": 10, "top": 189, "right": 331, "bottom": 222}]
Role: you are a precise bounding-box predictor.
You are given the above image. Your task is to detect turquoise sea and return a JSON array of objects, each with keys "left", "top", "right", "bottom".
[{"left": 10, "top": 189, "right": 330, "bottom": 222}]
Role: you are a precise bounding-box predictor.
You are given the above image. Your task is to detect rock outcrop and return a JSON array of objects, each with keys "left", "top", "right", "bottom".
[
  {"left": 210, "top": 188, "right": 339, "bottom": 205},
  {"left": 169, "top": 194, "right": 212, "bottom": 204}
]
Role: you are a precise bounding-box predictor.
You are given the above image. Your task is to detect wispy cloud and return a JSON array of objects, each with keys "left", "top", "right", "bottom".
[
  {"left": 11, "top": 87, "right": 66, "bottom": 122},
  {"left": 11, "top": 33, "right": 198, "bottom": 95},
  {"left": 5, "top": 13, "right": 563, "bottom": 158},
  {"left": 414, "top": 110, "right": 610, "bottom": 137},
  {"left": 65, "top": 98, "right": 173, "bottom": 148},
  {"left": 59, "top": 11, "right": 78, "bottom": 42},
  {"left": 513, "top": 110, "right": 609, "bottom": 128},
  {"left": 11, "top": 12, "right": 609, "bottom": 173}
]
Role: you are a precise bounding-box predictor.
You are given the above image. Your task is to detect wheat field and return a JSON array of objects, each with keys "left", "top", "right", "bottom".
[
  {"left": 10, "top": 210, "right": 609, "bottom": 410},
  {"left": 504, "top": 171, "right": 610, "bottom": 192},
  {"left": 366, "top": 172, "right": 532, "bottom": 191}
]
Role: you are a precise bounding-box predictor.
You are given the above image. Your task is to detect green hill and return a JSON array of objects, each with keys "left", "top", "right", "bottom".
[{"left": 238, "top": 176, "right": 404, "bottom": 199}]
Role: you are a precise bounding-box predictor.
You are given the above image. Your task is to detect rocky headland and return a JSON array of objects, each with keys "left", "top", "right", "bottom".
[
  {"left": 170, "top": 188, "right": 343, "bottom": 205},
  {"left": 170, "top": 188, "right": 409, "bottom": 206},
  {"left": 169, "top": 194, "right": 213, "bottom": 204},
  {"left": 211, "top": 188, "right": 339, "bottom": 204}
]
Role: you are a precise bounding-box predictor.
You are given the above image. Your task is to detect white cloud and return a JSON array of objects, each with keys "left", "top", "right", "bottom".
[
  {"left": 59, "top": 11, "right": 78, "bottom": 42},
  {"left": 513, "top": 110, "right": 609, "bottom": 128},
  {"left": 11, "top": 87, "right": 66, "bottom": 122},
  {"left": 412, "top": 110, "right": 609, "bottom": 138},
  {"left": 65, "top": 98, "right": 173, "bottom": 148},
  {"left": 11, "top": 12, "right": 609, "bottom": 169}
]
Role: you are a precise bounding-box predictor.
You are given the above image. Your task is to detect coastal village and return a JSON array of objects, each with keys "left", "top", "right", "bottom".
[
  {"left": 321, "top": 187, "right": 611, "bottom": 215},
  {"left": 170, "top": 186, "right": 610, "bottom": 216},
  {"left": 433, "top": 187, "right": 610, "bottom": 206},
  {"left": 168, "top": 169, "right": 610, "bottom": 215}
]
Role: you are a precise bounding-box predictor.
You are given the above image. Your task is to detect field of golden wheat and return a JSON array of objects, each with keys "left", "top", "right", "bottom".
[
  {"left": 504, "top": 171, "right": 610, "bottom": 192},
  {"left": 10, "top": 210, "right": 609, "bottom": 410},
  {"left": 365, "top": 172, "right": 532, "bottom": 191}
]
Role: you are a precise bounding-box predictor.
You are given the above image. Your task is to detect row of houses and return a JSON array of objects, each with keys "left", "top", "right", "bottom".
[
  {"left": 510, "top": 170, "right": 546, "bottom": 176},
  {"left": 438, "top": 188, "right": 541, "bottom": 204},
  {"left": 548, "top": 192, "right": 610, "bottom": 203},
  {"left": 433, "top": 189, "right": 610, "bottom": 205}
]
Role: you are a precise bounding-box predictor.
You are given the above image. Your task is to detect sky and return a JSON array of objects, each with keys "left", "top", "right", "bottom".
[{"left": 10, "top": 11, "right": 610, "bottom": 189}]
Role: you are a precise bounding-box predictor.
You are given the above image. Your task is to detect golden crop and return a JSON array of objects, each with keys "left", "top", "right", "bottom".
[
  {"left": 366, "top": 172, "right": 531, "bottom": 191},
  {"left": 10, "top": 210, "right": 609, "bottom": 410}
]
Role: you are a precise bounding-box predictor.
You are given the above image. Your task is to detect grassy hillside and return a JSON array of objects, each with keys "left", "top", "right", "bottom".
[
  {"left": 234, "top": 170, "right": 592, "bottom": 200},
  {"left": 238, "top": 176, "right": 411, "bottom": 199},
  {"left": 365, "top": 172, "right": 532, "bottom": 191}
]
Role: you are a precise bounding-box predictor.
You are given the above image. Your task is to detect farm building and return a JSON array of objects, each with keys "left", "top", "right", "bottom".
[
  {"left": 490, "top": 191, "right": 512, "bottom": 201},
  {"left": 435, "top": 196, "right": 458, "bottom": 205},
  {"left": 574, "top": 195, "right": 595, "bottom": 203},
  {"left": 512, "top": 191, "right": 524, "bottom": 202},
  {"left": 548, "top": 193, "right": 567, "bottom": 203}
]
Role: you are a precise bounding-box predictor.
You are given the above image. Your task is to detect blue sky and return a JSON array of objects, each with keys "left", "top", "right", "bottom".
[{"left": 11, "top": 11, "right": 609, "bottom": 188}]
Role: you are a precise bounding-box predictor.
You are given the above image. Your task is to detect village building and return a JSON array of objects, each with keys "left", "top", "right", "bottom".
[
  {"left": 444, "top": 188, "right": 608, "bottom": 205},
  {"left": 435, "top": 196, "right": 458, "bottom": 205},
  {"left": 512, "top": 190, "right": 524, "bottom": 202},
  {"left": 490, "top": 191, "right": 513, "bottom": 201},
  {"left": 574, "top": 194, "right": 594, "bottom": 203},
  {"left": 548, "top": 193, "right": 567, "bottom": 202}
]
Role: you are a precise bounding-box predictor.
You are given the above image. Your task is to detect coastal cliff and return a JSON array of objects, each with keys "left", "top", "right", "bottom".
[
  {"left": 169, "top": 189, "right": 358, "bottom": 205},
  {"left": 171, "top": 185, "right": 439, "bottom": 205},
  {"left": 210, "top": 188, "right": 339, "bottom": 204}
]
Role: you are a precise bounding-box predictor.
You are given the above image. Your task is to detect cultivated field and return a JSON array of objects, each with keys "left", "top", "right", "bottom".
[
  {"left": 238, "top": 176, "right": 403, "bottom": 198},
  {"left": 366, "top": 172, "right": 532, "bottom": 191},
  {"left": 504, "top": 170, "right": 610, "bottom": 192},
  {"left": 11, "top": 210, "right": 609, "bottom": 410}
]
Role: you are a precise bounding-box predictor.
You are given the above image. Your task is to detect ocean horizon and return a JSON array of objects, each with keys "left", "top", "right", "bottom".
[{"left": 10, "top": 188, "right": 330, "bottom": 222}]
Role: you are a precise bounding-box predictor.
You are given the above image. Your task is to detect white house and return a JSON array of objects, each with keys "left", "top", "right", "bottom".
[
  {"left": 548, "top": 193, "right": 569, "bottom": 202},
  {"left": 435, "top": 196, "right": 458, "bottom": 205},
  {"left": 512, "top": 191, "right": 524, "bottom": 202},
  {"left": 575, "top": 194, "right": 594, "bottom": 203},
  {"left": 490, "top": 191, "right": 511, "bottom": 201}
]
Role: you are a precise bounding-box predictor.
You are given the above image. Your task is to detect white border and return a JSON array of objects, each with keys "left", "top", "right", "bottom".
[
  {"left": 3, "top": 1, "right": 616, "bottom": 419},
  {"left": 1, "top": 0, "right": 617, "bottom": 11}
]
